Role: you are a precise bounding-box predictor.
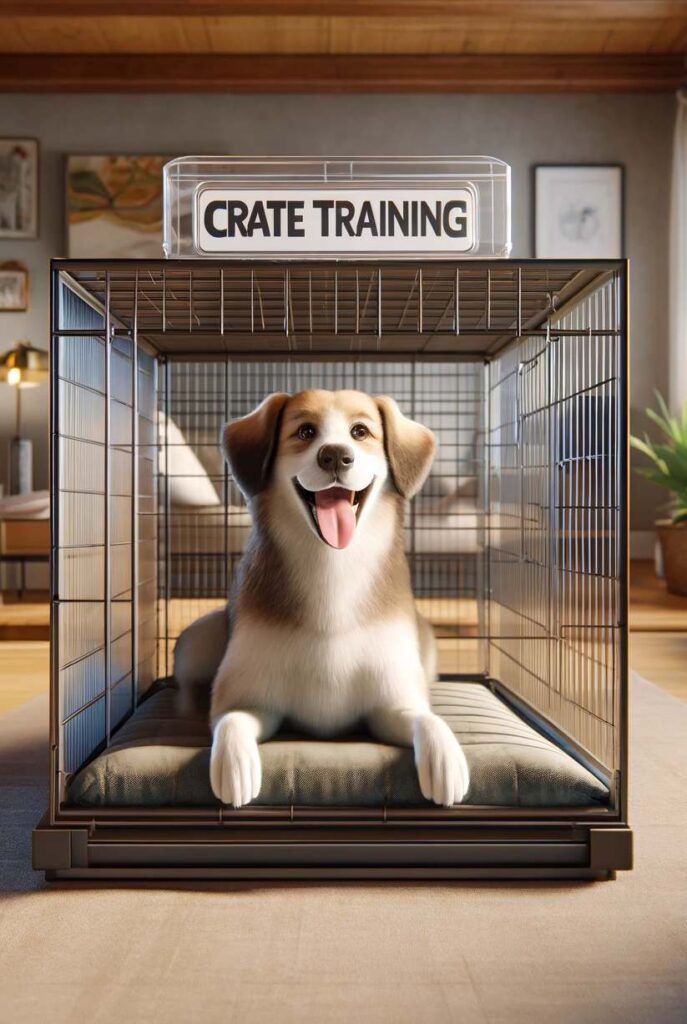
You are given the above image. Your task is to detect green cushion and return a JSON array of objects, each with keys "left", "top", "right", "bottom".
[{"left": 66, "top": 681, "right": 609, "bottom": 808}]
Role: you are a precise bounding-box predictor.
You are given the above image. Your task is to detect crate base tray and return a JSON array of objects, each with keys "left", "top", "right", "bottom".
[{"left": 33, "top": 810, "right": 632, "bottom": 880}]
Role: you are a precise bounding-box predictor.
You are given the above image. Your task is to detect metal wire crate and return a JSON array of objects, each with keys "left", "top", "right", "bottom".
[{"left": 35, "top": 257, "right": 630, "bottom": 881}]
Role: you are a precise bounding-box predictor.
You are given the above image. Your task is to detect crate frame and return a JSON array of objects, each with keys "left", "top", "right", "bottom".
[{"left": 34, "top": 257, "right": 631, "bottom": 880}]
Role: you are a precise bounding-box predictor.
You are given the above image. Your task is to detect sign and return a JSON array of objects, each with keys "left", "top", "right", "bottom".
[{"left": 195, "top": 187, "right": 476, "bottom": 256}]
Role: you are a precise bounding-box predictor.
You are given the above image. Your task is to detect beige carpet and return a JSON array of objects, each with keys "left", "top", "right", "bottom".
[{"left": 1, "top": 675, "right": 686, "bottom": 1024}]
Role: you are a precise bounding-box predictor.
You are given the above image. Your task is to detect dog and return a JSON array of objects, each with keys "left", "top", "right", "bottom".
[{"left": 174, "top": 389, "right": 470, "bottom": 808}]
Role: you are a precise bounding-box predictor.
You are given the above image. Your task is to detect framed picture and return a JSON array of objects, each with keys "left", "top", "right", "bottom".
[
  {"left": 0, "top": 261, "right": 29, "bottom": 312},
  {"left": 533, "top": 164, "right": 624, "bottom": 259},
  {"left": 67, "top": 154, "right": 168, "bottom": 258},
  {"left": 0, "top": 139, "right": 39, "bottom": 240}
]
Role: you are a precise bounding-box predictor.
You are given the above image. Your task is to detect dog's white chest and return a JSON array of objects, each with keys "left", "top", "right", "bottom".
[{"left": 217, "top": 613, "right": 421, "bottom": 736}]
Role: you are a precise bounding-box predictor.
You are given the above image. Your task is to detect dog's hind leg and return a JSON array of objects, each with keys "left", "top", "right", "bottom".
[{"left": 174, "top": 607, "right": 230, "bottom": 710}]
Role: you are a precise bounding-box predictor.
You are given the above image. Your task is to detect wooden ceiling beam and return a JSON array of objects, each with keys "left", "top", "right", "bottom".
[
  {"left": 4, "top": 1, "right": 687, "bottom": 17},
  {"left": 0, "top": 52, "right": 682, "bottom": 92}
]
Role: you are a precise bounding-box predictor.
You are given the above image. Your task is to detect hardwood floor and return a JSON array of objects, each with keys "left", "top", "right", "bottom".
[
  {"left": 0, "top": 641, "right": 49, "bottom": 716},
  {"left": 627, "top": 560, "right": 687, "bottom": 700},
  {"left": 629, "top": 560, "right": 687, "bottom": 631},
  {"left": 630, "top": 632, "right": 687, "bottom": 702},
  {"left": 0, "top": 593, "right": 49, "bottom": 643},
  {"left": 1, "top": 560, "right": 686, "bottom": 715}
]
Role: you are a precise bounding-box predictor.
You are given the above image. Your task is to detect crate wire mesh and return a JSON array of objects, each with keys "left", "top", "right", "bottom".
[
  {"left": 61, "top": 262, "right": 605, "bottom": 356},
  {"left": 50, "top": 259, "right": 627, "bottom": 817},
  {"left": 159, "top": 359, "right": 485, "bottom": 678},
  {"left": 487, "top": 275, "right": 622, "bottom": 772}
]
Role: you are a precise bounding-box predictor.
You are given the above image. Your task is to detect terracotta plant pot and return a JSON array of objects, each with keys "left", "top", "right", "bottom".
[{"left": 656, "top": 519, "right": 687, "bottom": 596}]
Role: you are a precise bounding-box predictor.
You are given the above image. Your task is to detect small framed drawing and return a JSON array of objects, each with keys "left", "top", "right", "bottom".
[
  {"left": 533, "top": 164, "right": 624, "bottom": 259},
  {"left": 0, "top": 262, "right": 29, "bottom": 312},
  {"left": 0, "top": 139, "right": 39, "bottom": 240}
]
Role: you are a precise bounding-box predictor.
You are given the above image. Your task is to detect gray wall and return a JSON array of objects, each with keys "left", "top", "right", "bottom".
[{"left": 0, "top": 91, "right": 675, "bottom": 529}]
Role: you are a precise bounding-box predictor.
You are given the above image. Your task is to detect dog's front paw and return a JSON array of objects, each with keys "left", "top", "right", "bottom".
[
  {"left": 413, "top": 714, "right": 470, "bottom": 807},
  {"left": 210, "top": 712, "right": 262, "bottom": 808}
]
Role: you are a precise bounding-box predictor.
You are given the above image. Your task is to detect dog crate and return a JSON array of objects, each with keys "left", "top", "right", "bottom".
[{"left": 33, "top": 255, "right": 631, "bottom": 881}]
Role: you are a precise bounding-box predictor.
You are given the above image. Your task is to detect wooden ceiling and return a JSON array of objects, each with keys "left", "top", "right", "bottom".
[{"left": 0, "top": 1, "right": 685, "bottom": 92}]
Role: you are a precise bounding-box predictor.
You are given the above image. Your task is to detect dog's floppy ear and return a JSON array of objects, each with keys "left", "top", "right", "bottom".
[
  {"left": 221, "top": 393, "right": 290, "bottom": 500},
  {"left": 375, "top": 396, "right": 436, "bottom": 499}
]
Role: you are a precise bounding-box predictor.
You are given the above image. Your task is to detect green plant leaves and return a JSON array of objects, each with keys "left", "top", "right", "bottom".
[{"left": 631, "top": 393, "right": 687, "bottom": 508}]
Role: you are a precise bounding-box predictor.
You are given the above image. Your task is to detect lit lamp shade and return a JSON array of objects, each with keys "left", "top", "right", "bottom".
[
  {"left": 0, "top": 341, "right": 49, "bottom": 388},
  {"left": 0, "top": 341, "right": 49, "bottom": 495}
]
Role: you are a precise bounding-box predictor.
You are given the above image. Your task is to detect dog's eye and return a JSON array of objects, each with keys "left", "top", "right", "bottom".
[
  {"left": 297, "top": 423, "right": 317, "bottom": 441},
  {"left": 350, "top": 423, "right": 369, "bottom": 440}
]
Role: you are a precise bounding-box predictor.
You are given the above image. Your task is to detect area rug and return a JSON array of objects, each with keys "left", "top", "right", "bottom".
[{"left": 0, "top": 674, "right": 686, "bottom": 1024}]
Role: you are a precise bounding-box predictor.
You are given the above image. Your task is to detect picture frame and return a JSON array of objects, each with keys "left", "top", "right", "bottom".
[
  {"left": 66, "top": 154, "right": 168, "bottom": 258},
  {"left": 0, "top": 138, "right": 39, "bottom": 240},
  {"left": 533, "top": 164, "right": 624, "bottom": 259},
  {"left": 0, "top": 261, "right": 29, "bottom": 312}
]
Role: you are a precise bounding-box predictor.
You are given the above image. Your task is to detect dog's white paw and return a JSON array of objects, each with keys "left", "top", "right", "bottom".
[
  {"left": 413, "top": 714, "right": 470, "bottom": 807},
  {"left": 210, "top": 712, "right": 262, "bottom": 808}
]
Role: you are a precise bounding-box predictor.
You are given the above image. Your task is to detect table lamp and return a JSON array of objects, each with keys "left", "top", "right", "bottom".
[{"left": 0, "top": 341, "right": 49, "bottom": 495}]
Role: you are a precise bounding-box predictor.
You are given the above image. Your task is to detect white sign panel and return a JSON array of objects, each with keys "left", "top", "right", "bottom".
[{"left": 195, "top": 187, "right": 476, "bottom": 255}]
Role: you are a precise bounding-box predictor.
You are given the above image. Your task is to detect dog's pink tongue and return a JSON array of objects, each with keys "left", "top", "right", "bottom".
[{"left": 315, "top": 488, "right": 356, "bottom": 549}]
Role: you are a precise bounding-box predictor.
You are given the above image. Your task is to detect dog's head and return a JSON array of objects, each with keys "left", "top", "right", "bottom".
[{"left": 222, "top": 389, "right": 435, "bottom": 550}]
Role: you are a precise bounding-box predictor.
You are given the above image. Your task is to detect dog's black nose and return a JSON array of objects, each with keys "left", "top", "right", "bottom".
[{"left": 317, "top": 444, "right": 355, "bottom": 474}]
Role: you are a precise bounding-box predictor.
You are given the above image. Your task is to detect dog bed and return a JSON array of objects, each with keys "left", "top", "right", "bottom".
[{"left": 66, "top": 681, "right": 609, "bottom": 808}]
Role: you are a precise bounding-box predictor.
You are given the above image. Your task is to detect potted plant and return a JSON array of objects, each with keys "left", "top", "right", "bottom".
[{"left": 631, "top": 393, "right": 687, "bottom": 595}]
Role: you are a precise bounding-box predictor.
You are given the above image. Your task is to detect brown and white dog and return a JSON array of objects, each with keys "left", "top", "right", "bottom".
[{"left": 174, "top": 389, "right": 470, "bottom": 808}]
